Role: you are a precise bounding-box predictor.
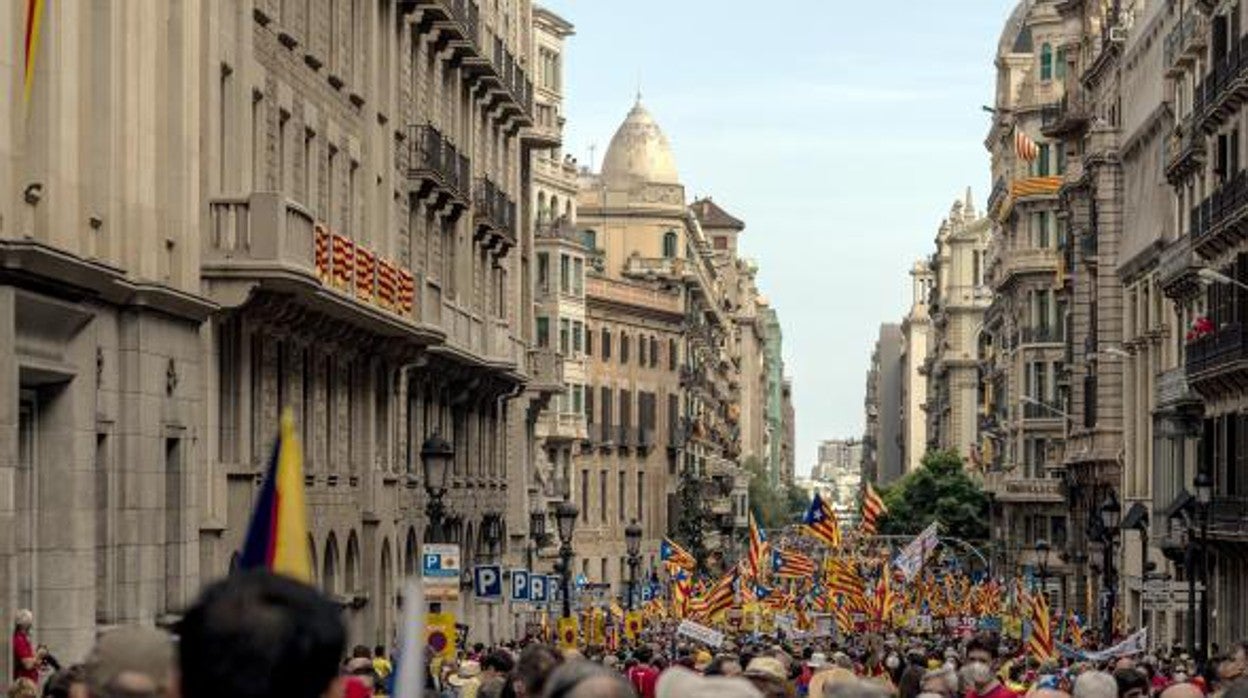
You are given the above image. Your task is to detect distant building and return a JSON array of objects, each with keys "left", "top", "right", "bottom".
[
  {"left": 814, "top": 438, "right": 864, "bottom": 526},
  {"left": 781, "top": 378, "right": 796, "bottom": 486},
  {"left": 901, "top": 260, "right": 934, "bottom": 474},
  {"left": 863, "top": 324, "right": 904, "bottom": 485}
]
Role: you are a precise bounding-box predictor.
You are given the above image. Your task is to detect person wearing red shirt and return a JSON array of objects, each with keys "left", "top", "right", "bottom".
[
  {"left": 626, "top": 647, "right": 659, "bottom": 698},
  {"left": 12, "top": 609, "right": 43, "bottom": 684},
  {"left": 963, "top": 633, "right": 1018, "bottom": 698}
]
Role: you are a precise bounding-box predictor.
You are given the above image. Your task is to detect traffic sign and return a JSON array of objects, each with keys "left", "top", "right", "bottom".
[
  {"left": 511, "top": 569, "right": 530, "bottom": 602},
  {"left": 474, "top": 565, "right": 502, "bottom": 602},
  {"left": 530, "top": 574, "right": 549, "bottom": 603},
  {"left": 422, "top": 544, "right": 461, "bottom": 601}
]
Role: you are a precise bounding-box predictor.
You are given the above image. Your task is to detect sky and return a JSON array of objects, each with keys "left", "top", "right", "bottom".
[{"left": 540, "top": 0, "right": 1020, "bottom": 475}]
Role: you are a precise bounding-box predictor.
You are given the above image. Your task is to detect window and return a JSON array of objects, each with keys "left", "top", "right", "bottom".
[
  {"left": 1033, "top": 211, "right": 1050, "bottom": 248},
  {"left": 582, "top": 229, "right": 597, "bottom": 250},
  {"left": 620, "top": 333, "right": 630, "bottom": 364},
  {"left": 536, "top": 316, "right": 550, "bottom": 348},
  {"left": 572, "top": 321, "right": 584, "bottom": 354},
  {"left": 1055, "top": 47, "right": 1066, "bottom": 80},
  {"left": 714, "top": 236, "right": 728, "bottom": 250},
  {"left": 1040, "top": 43, "right": 1053, "bottom": 81},
  {"left": 650, "top": 337, "right": 659, "bottom": 367},
  {"left": 1037, "top": 143, "right": 1051, "bottom": 177},
  {"left": 669, "top": 339, "right": 678, "bottom": 369},
  {"left": 560, "top": 319, "right": 570, "bottom": 354},
  {"left": 972, "top": 250, "right": 982, "bottom": 287},
  {"left": 572, "top": 385, "right": 584, "bottom": 414},
  {"left": 637, "top": 472, "right": 645, "bottom": 523},
  {"left": 618, "top": 470, "right": 626, "bottom": 522},
  {"left": 573, "top": 258, "right": 584, "bottom": 296},
  {"left": 586, "top": 326, "right": 594, "bottom": 356},
  {"left": 602, "top": 328, "right": 612, "bottom": 360},
  {"left": 638, "top": 335, "right": 647, "bottom": 366},
  {"left": 600, "top": 469, "right": 608, "bottom": 523},
  {"left": 560, "top": 254, "right": 571, "bottom": 293},
  {"left": 581, "top": 469, "right": 589, "bottom": 522},
  {"left": 662, "top": 231, "right": 678, "bottom": 258},
  {"left": 537, "top": 253, "right": 550, "bottom": 293}
]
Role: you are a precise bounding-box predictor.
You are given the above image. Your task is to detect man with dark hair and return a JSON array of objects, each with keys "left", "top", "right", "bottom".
[
  {"left": 177, "top": 570, "right": 346, "bottom": 698},
  {"left": 964, "top": 634, "right": 1014, "bottom": 698},
  {"left": 482, "top": 650, "right": 515, "bottom": 679},
  {"left": 514, "top": 644, "right": 563, "bottom": 698},
  {"left": 1113, "top": 668, "right": 1148, "bottom": 698},
  {"left": 628, "top": 646, "right": 659, "bottom": 698}
]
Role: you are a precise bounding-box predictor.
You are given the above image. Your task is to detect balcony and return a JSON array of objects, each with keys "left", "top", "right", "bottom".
[
  {"left": 1157, "top": 235, "right": 1203, "bottom": 301},
  {"left": 1155, "top": 366, "right": 1200, "bottom": 410},
  {"left": 534, "top": 219, "right": 583, "bottom": 246},
  {"left": 667, "top": 420, "right": 689, "bottom": 453},
  {"left": 1190, "top": 170, "right": 1248, "bottom": 258},
  {"left": 1041, "top": 91, "right": 1091, "bottom": 139},
  {"left": 538, "top": 411, "right": 587, "bottom": 442},
  {"left": 1023, "top": 401, "right": 1065, "bottom": 422},
  {"left": 403, "top": 0, "right": 480, "bottom": 55},
  {"left": 615, "top": 425, "right": 637, "bottom": 450},
  {"left": 1209, "top": 496, "right": 1248, "bottom": 541},
  {"left": 998, "top": 247, "right": 1060, "bottom": 286},
  {"left": 1020, "top": 324, "right": 1065, "bottom": 345},
  {"left": 622, "top": 255, "right": 689, "bottom": 284},
  {"left": 205, "top": 193, "right": 317, "bottom": 280},
  {"left": 472, "top": 177, "right": 517, "bottom": 255},
  {"left": 1186, "top": 323, "right": 1248, "bottom": 394},
  {"left": 1164, "top": 121, "right": 1206, "bottom": 184},
  {"left": 1164, "top": 9, "right": 1207, "bottom": 77},
  {"left": 1193, "top": 35, "right": 1248, "bottom": 132},
  {"left": 527, "top": 347, "right": 563, "bottom": 396},
  {"left": 406, "top": 124, "right": 471, "bottom": 206}
]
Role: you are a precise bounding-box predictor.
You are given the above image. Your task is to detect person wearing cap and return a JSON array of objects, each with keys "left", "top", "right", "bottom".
[
  {"left": 85, "top": 626, "right": 176, "bottom": 698},
  {"left": 446, "top": 660, "right": 482, "bottom": 698}
]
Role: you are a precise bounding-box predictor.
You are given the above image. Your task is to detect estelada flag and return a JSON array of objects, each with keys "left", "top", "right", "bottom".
[{"left": 239, "top": 408, "right": 311, "bottom": 582}]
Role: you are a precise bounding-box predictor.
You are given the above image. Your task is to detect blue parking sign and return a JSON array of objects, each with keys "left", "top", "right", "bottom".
[
  {"left": 510, "top": 569, "right": 530, "bottom": 602},
  {"left": 530, "top": 574, "right": 548, "bottom": 603},
  {"left": 474, "top": 565, "right": 502, "bottom": 602}
]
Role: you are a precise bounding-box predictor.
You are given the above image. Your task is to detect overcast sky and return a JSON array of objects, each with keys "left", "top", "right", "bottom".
[{"left": 540, "top": 0, "right": 1020, "bottom": 475}]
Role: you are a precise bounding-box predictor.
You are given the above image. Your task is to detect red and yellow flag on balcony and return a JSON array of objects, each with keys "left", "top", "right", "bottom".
[
  {"left": 1015, "top": 128, "right": 1039, "bottom": 162},
  {"left": 24, "top": 0, "right": 46, "bottom": 104}
]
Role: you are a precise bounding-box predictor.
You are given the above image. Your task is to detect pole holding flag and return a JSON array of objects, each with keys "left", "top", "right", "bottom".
[{"left": 239, "top": 408, "right": 312, "bottom": 582}]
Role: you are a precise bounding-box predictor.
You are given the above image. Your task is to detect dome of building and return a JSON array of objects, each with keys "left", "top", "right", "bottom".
[
  {"left": 600, "top": 98, "right": 680, "bottom": 186},
  {"left": 997, "top": 0, "right": 1034, "bottom": 56}
]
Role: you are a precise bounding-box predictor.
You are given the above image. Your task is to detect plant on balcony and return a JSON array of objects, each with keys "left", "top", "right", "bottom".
[{"left": 1185, "top": 315, "right": 1214, "bottom": 343}]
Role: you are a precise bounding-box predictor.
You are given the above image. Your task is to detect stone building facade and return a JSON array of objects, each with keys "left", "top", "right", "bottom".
[
  {"left": 1, "top": 0, "right": 560, "bottom": 667},
  {"left": 980, "top": 0, "right": 1075, "bottom": 603},
  {"left": 901, "top": 260, "right": 933, "bottom": 475},
  {"left": 925, "top": 193, "right": 992, "bottom": 463},
  {"left": 863, "top": 323, "right": 904, "bottom": 485}
]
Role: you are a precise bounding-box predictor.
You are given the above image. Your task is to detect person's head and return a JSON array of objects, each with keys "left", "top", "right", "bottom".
[
  {"left": 706, "top": 655, "right": 744, "bottom": 677},
  {"left": 177, "top": 569, "right": 346, "bottom": 698},
  {"left": 42, "top": 664, "right": 88, "bottom": 698},
  {"left": 479, "top": 676, "right": 508, "bottom": 698},
  {"left": 965, "top": 634, "right": 999, "bottom": 667},
  {"left": 541, "top": 660, "right": 632, "bottom": 698},
  {"left": 515, "top": 644, "right": 564, "bottom": 698},
  {"left": 86, "top": 626, "right": 177, "bottom": 698},
  {"left": 483, "top": 650, "right": 516, "bottom": 677},
  {"left": 1026, "top": 689, "right": 1072, "bottom": 698},
  {"left": 821, "top": 677, "right": 893, "bottom": 698},
  {"left": 1159, "top": 683, "right": 1204, "bottom": 698},
  {"left": 1073, "top": 671, "right": 1119, "bottom": 698},
  {"left": 921, "top": 665, "right": 959, "bottom": 698},
  {"left": 351, "top": 645, "right": 371, "bottom": 660},
  {"left": 656, "top": 666, "right": 763, "bottom": 698},
  {"left": 373, "top": 645, "right": 386, "bottom": 660},
  {"left": 1113, "top": 668, "right": 1148, "bottom": 698},
  {"left": 635, "top": 646, "right": 654, "bottom": 665},
  {"left": 1222, "top": 642, "right": 1248, "bottom": 681},
  {"left": 15, "top": 609, "right": 34, "bottom": 633}
]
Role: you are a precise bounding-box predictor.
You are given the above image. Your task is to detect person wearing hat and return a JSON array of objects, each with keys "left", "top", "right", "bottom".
[
  {"left": 695, "top": 650, "right": 715, "bottom": 673},
  {"left": 446, "top": 660, "right": 482, "bottom": 698},
  {"left": 85, "top": 626, "right": 176, "bottom": 698},
  {"left": 656, "top": 666, "right": 763, "bottom": 698}
]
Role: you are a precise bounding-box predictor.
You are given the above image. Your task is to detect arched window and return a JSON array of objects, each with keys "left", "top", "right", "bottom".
[
  {"left": 345, "top": 531, "right": 361, "bottom": 594},
  {"left": 404, "top": 528, "right": 418, "bottom": 578},
  {"left": 1055, "top": 47, "right": 1066, "bottom": 80},
  {"left": 1040, "top": 43, "right": 1053, "bottom": 81},
  {"left": 380, "top": 539, "right": 393, "bottom": 644},
  {"left": 537, "top": 191, "right": 547, "bottom": 224},
  {"left": 662, "top": 231, "right": 678, "bottom": 259},
  {"left": 323, "top": 533, "right": 340, "bottom": 596}
]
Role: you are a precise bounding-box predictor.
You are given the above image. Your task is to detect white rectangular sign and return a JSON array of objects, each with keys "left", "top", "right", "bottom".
[{"left": 676, "top": 619, "right": 724, "bottom": 648}]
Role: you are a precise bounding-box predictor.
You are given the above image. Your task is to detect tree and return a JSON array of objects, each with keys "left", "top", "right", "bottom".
[
  {"left": 878, "top": 449, "right": 989, "bottom": 542},
  {"left": 745, "top": 457, "right": 811, "bottom": 529}
]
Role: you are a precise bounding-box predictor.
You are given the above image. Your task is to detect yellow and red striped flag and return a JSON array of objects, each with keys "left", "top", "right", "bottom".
[
  {"left": 861, "top": 483, "right": 888, "bottom": 536},
  {"left": 1027, "top": 592, "right": 1055, "bottom": 662},
  {"left": 1015, "top": 129, "right": 1040, "bottom": 163},
  {"left": 24, "top": 0, "right": 46, "bottom": 104}
]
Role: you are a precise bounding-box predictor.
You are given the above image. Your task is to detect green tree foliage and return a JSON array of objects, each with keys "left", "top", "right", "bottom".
[
  {"left": 744, "top": 457, "right": 812, "bottom": 529},
  {"left": 878, "top": 449, "right": 989, "bottom": 541}
]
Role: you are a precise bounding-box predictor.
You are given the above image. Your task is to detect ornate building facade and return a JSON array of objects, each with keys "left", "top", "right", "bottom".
[
  {"left": 901, "top": 260, "right": 933, "bottom": 475},
  {"left": 2, "top": 0, "right": 560, "bottom": 666}
]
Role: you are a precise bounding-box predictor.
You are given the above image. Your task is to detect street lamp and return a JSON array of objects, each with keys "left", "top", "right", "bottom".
[
  {"left": 1099, "top": 490, "right": 1121, "bottom": 647},
  {"left": 1194, "top": 470, "right": 1214, "bottom": 672},
  {"left": 625, "top": 520, "right": 643, "bottom": 611},
  {"left": 555, "top": 499, "right": 579, "bottom": 619},
  {"left": 528, "top": 501, "right": 547, "bottom": 570},
  {"left": 1197, "top": 267, "right": 1248, "bottom": 293},
  {"left": 421, "top": 432, "right": 454, "bottom": 543},
  {"left": 1035, "top": 538, "right": 1051, "bottom": 598}
]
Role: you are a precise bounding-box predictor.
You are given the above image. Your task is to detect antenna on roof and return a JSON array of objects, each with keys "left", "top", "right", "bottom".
[{"left": 588, "top": 144, "right": 597, "bottom": 172}]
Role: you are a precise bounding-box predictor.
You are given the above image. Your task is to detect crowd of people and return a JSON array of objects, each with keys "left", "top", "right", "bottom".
[{"left": 9, "top": 570, "right": 1248, "bottom": 698}]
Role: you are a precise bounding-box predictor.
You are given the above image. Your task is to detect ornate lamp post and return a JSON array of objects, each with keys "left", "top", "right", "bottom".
[
  {"left": 555, "top": 499, "right": 578, "bottom": 619},
  {"left": 1035, "top": 538, "right": 1051, "bottom": 597},
  {"left": 625, "top": 520, "right": 643, "bottom": 611},
  {"left": 421, "top": 432, "right": 454, "bottom": 543},
  {"left": 1194, "top": 470, "right": 1213, "bottom": 672},
  {"left": 1099, "top": 490, "right": 1121, "bottom": 647},
  {"left": 528, "top": 501, "right": 547, "bottom": 571}
]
